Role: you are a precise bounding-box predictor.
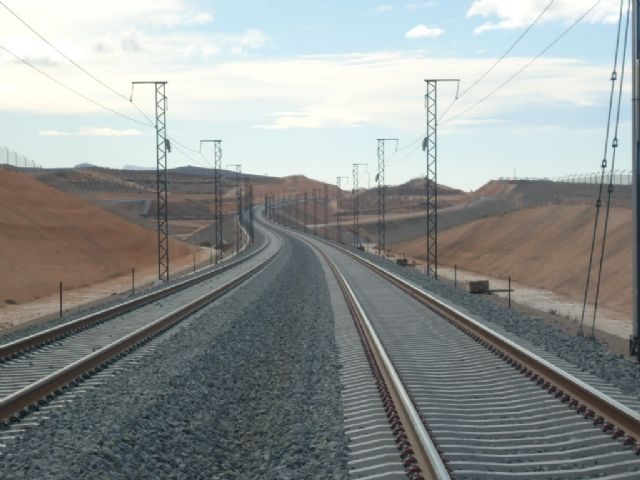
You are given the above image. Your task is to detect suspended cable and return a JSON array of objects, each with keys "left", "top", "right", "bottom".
[
  {"left": 0, "top": 0, "right": 156, "bottom": 126},
  {"left": 168, "top": 135, "right": 202, "bottom": 155},
  {"left": 0, "top": 1, "right": 126, "bottom": 99},
  {"left": 388, "top": 141, "right": 423, "bottom": 168},
  {"left": 171, "top": 142, "right": 211, "bottom": 169},
  {"left": 439, "top": 0, "right": 555, "bottom": 123},
  {"left": 579, "top": 0, "right": 625, "bottom": 335},
  {"left": 590, "top": 0, "right": 630, "bottom": 337},
  {"left": 442, "top": 0, "right": 603, "bottom": 126},
  {"left": 0, "top": 42, "right": 153, "bottom": 127}
]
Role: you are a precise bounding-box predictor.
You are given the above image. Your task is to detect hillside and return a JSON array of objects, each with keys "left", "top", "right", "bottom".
[
  {"left": 0, "top": 168, "right": 197, "bottom": 307},
  {"left": 394, "top": 204, "right": 631, "bottom": 318}
]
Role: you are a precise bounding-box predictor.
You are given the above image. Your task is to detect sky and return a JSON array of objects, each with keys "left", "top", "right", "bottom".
[{"left": 0, "top": 0, "right": 631, "bottom": 191}]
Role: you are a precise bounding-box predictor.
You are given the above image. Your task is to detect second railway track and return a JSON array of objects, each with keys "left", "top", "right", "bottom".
[
  {"left": 287, "top": 224, "right": 640, "bottom": 480},
  {"left": 0, "top": 226, "right": 281, "bottom": 430}
]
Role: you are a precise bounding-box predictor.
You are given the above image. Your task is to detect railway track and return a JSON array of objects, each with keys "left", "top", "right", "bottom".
[
  {"left": 0, "top": 226, "right": 281, "bottom": 438},
  {"left": 286, "top": 224, "right": 640, "bottom": 479}
]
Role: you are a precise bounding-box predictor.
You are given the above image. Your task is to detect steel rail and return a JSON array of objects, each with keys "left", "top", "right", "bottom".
[
  {"left": 0, "top": 235, "right": 280, "bottom": 423},
  {"left": 287, "top": 226, "right": 450, "bottom": 479},
  {"left": 0, "top": 235, "right": 269, "bottom": 362},
  {"left": 320, "top": 239, "right": 640, "bottom": 447}
]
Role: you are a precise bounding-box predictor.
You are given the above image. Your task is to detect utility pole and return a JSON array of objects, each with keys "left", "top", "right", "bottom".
[
  {"left": 304, "top": 191, "right": 309, "bottom": 233},
  {"left": 131, "top": 81, "right": 170, "bottom": 282},
  {"left": 377, "top": 138, "right": 398, "bottom": 257},
  {"left": 324, "top": 184, "right": 330, "bottom": 239},
  {"left": 632, "top": 0, "right": 640, "bottom": 359},
  {"left": 336, "top": 176, "right": 349, "bottom": 244},
  {"left": 201, "top": 140, "right": 223, "bottom": 264},
  {"left": 248, "top": 182, "right": 254, "bottom": 243},
  {"left": 352, "top": 163, "right": 367, "bottom": 248},
  {"left": 227, "top": 164, "right": 242, "bottom": 255},
  {"left": 244, "top": 177, "right": 250, "bottom": 233},
  {"left": 424, "top": 79, "right": 459, "bottom": 279},
  {"left": 313, "top": 189, "right": 318, "bottom": 236}
]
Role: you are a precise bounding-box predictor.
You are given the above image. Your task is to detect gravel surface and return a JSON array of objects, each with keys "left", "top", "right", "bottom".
[
  {"left": 341, "top": 245, "right": 640, "bottom": 400},
  {"left": 2, "top": 232, "right": 349, "bottom": 479},
  {"left": 0, "top": 229, "right": 265, "bottom": 346}
]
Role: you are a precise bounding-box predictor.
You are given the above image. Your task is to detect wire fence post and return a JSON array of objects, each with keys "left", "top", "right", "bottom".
[
  {"left": 132, "top": 268, "right": 135, "bottom": 295},
  {"left": 59, "top": 281, "right": 63, "bottom": 317},
  {"left": 454, "top": 264, "right": 457, "bottom": 288},
  {"left": 508, "top": 276, "right": 511, "bottom": 309},
  {"left": 193, "top": 254, "right": 196, "bottom": 273}
]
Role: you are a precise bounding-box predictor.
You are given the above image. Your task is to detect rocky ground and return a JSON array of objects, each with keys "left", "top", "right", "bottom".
[
  {"left": 2, "top": 233, "right": 349, "bottom": 479},
  {"left": 355, "top": 246, "right": 640, "bottom": 399}
]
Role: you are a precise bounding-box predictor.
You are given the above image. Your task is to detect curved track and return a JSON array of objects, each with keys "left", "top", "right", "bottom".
[
  {"left": 283, "top": 222, "right": 640, "bottom": 480},
  {"left": 0, "top": 226, "right": 281, "bottom": 426}
]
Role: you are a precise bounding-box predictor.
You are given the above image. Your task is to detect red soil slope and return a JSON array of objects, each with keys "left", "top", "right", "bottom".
[
  {"left": 0, "top": 169, "right": 196, "bottom": 306},
  {"left": 394, "top": 205, "right": 631, "bottom": 317}
]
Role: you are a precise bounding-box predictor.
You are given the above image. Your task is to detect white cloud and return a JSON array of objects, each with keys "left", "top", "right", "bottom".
[
  {"left": 468, "top": 0, "right": 619, "bottom": 33},
  {"left": 0, "top": 1, "right": 616, "bottom": 136},
  {"left": 230, "top": 29, "right": 269, "bottom": 55},
  {"left": 405, "top": 2, "right": 437, "bottom": 10},
  {"left": 405, "top": 25, "right": 444, "bottom": 39},
  {"left": 374, "top": 5, "right": 395, "bottom": 14},
  {"left": 144, "top": 11, "right": 214, "bottom": 29},
  {"left": 13, "top": 50, "right": 613, "bottom": 133},
  {"left": 39, "top": 127, "right": 144, "bottom": 137}
]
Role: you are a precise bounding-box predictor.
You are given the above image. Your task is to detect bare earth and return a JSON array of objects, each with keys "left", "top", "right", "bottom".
[
  {"left": 393, "top": 204, "right": 632, "bottom": 339},
  {"left": 0, "top": 169, "right": 200, "bottom": 330}
]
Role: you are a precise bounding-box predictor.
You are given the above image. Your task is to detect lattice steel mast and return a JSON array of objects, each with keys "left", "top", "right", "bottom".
[
  {"left": 352, "top": 163, "right": 367, "bottom": 248},
  {"left": 424, "top": 79, "right": 459, "bottom": 278},
  {"left": 226, "top": 164, "right": 242, "bottom": 255},
  {"left": 377, "top": 138, "right": 398, "bottom": 257},
  {"left": 632, "top": 0, "right": 640, "bottom": 358},
  {"left": 131, "top": 81, "right": 170, "bottom": 282},
  {"left": 200, "top": 140, "right": 223, "bottom": 264},
  {"left": 247, "top": 181, "right": 254, "bottom": 243},
  {"left": 324, "top": 184, "right": 330, "bottom": 239},
  {"left": 336, "top": 176, "right": 348, "bottom": 243},
  {"left": 313, "top": 189, "right": 318, "bottom": 235},
  {"left": 304, "top": 191, "right": 309, "bottom": 233}
]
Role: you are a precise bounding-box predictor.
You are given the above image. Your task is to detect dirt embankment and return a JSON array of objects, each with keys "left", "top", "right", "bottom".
[
  {"left": 394, "top": 205, "right": 632, "bottom": 318},
  {"left": 0, "top": 169, "right": 197, "bottom": 306}
]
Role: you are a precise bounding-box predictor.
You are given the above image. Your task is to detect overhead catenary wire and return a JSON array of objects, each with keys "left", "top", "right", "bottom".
[
  {"left": 439, "top": 0, "right": 555, "bottom": 123},
  {"left": 0, "top": 0, "right": 156, "bottom": 126},
  {"left": 579, "top": 0, "right": 626, "bottom": 336},
  {"left": 388, "top": 0, "right": 586, "bottom": 173},
  {"left": 0, "top": 41, "right": 153, "bottom": 128},
  {"left": 442, "top": 0, "right": 603, "bottom": 126},
  {"left": 0, "top": 9, "right": 211, "bottom": 170},
  {"left": 589, "top": 0, "right": 630, "bottom": 337}
]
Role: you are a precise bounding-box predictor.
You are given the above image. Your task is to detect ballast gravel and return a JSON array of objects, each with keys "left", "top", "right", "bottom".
[
  {"left": 353, "top": 246, "right": 640, "bottom": 400},
  {"left": 2, "top": 233, "right": 349, "bottom": 479}
]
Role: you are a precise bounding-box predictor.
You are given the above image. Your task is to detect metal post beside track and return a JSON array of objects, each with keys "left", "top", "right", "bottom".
[{"left": 632, "top": 0, "right": 640, "bottom": 359}]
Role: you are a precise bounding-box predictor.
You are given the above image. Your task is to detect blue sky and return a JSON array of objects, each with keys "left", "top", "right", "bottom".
[{"left": 0, "top": 0, "right": 629, "bottom": 190}]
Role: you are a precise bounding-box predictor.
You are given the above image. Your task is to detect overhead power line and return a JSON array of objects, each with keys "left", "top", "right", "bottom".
[
  {"left": 0, "top": 2, "right": 213, "bottom": 167},
  {"left": 439, "top": 0, "right": 555, "bottom": 122},
  {"left": 0, "top": 1, "right": 126, "bottom": 101},
  {"left": 0, "top": 0, "right": 156, "bottom": 126},
  {"left": 442, "top": 0, "right": 603, "bottom": 125},
  {"left": 0, "top": 42, "right": 153, "bottom": 127}
]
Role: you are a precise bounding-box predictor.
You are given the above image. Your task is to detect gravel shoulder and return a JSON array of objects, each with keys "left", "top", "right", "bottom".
[
  {"left": 2, "top": 230, "right": 349, "bottom": 479},
  {"left": 340, "top": 244, "right": 640, "bottom": 401}
]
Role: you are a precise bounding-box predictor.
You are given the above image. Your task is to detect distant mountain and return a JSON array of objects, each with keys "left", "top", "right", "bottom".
[
  {"left": 74, "top": 163, "right": 99, "bottom": 169},
  {"left": 173, "top": 165, "right": 281, "bottom": 183},
  {"left": 122, "top": 165, "right": 155, "bottom": 171}
]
